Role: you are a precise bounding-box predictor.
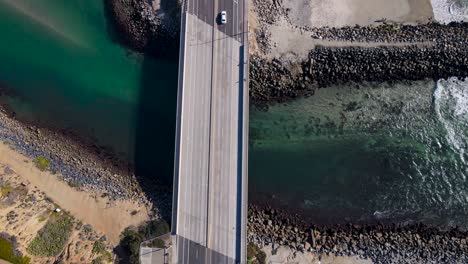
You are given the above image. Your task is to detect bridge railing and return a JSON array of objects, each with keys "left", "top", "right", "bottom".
[{"left": 139, "top": 233, "right": 172, "bottom": 264}]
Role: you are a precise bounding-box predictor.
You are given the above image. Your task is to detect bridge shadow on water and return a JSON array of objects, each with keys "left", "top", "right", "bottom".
[
  {"left": 102, "top": 0, "right": 181, "bottom": 223},
  {"left": 133, "top": 52, "right": 178, "bottom": 223}
]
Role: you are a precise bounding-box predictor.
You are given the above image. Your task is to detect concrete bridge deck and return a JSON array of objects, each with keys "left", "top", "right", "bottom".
[{"left": 171, "top": 0, "right": 249, "bottom": 262}]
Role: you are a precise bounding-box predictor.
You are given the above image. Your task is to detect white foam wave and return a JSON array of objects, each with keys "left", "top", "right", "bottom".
[
  {"left": 434, "top": 77, "right": 468, "bottom": 163},
  {"left": 431, "top": 0, "right": 468, "bottom": 23}
]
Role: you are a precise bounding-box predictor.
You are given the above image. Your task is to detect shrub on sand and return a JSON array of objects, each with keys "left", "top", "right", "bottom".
[
  {"left": 0, "top": 237, "right": 30, "bottom": 264},
  {"left": 27, "top": 213, "right": 73, "bottom": 256},
  {"left": 36, "top": 156, "right": 50, "bottom": 171}
]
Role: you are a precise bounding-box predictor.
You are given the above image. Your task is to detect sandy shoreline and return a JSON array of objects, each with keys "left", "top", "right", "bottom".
[{"left": 0, "top": 142, "right": 150, "bottom": 244}]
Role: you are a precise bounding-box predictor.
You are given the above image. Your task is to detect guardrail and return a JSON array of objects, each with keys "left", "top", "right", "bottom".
[{"left": 139, "top": 233, "right": 172, "bottom": 264}]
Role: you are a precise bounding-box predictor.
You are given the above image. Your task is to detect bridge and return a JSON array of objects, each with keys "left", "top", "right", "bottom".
[{"left": 171, "top": 0, "right": 249, "bottom": 262}]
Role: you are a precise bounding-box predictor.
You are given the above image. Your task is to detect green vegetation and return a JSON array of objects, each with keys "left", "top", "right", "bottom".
[
  {"left": 0, "top": 237, "right": 31, "bottom": 264},
  {"left": 149, "top": 238, "right": 165, "bottom": 248},
  {"left": 119, "top": 219, "right": 169, "bottom": 264},
  {"left": 92, "top": 240, "right": 106, "bottom": 255},
  {"left": 91, "top": 256, "right": 105, "bottom": 264},
  {"left": 36, "top": 156, "right": 50, "bottom": 171},
  {"left": 91, "top": 238, "right": 112, "bottom": 263},
  {"left": 67, "top": 180, "right": 82, "bottom": 188},
  {"left": 91, "top": 250, "right": 112, "bottom": 264},
  {"left": 119, "top": 228, "right": 142, "bottom": 264},
  {"left": 82, "top": 224, "right": 93, "bottom": 235},
  {"left": 137, "top": 219, "right": 169, "bottom": 239},
  {"left": 102, "top": 251, "right": 112, "bottom": 263},
  {"left": 27, "top": 213, "right": 73, "bottom": 256},
  {"left": 0, "top": 185, "right": 12, "bottom": 197},
  {"left": 247, "top": 243, "right": 266, "bottom": 264}
]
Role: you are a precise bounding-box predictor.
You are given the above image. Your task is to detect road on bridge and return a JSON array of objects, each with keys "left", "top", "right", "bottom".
[{"left": 171, "top": 0, "right": 249, "bottom": 263}]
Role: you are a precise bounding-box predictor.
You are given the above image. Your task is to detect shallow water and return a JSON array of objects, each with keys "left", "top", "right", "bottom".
[{"left": 249, "top": 79, "right": 468, "bottom": 228}]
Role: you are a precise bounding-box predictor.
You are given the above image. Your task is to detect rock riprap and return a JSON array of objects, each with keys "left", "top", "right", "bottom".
[{"left": 248, "top": 205, "right": 468, "bottom": 264}]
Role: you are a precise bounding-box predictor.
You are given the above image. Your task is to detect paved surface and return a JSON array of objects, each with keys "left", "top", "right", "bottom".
[
  {"left": 139, "top": 234, "right": 172, "bottom": 264},
  {"left": 140, "top": 247, "right": 166, "bottom": 264},
  {"left": 172, "top": 0, "right": 249, "bottom": 262}
]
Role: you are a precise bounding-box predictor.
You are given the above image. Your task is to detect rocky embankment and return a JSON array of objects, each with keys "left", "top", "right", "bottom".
[
  {"left": 106, "top": 0, "right": 180, "bottom": 58},
  {"left": 0, "top": 107, "right": 149, "bottom": 203},
  {"left": 250, "top": 22, "right": 468, "bottom": 105},
  {"left": 0, "top": 103, "right": 175, "bottom": 220},
  {"left": 248, "top": 206, "right": 468, "bottom": 264}
]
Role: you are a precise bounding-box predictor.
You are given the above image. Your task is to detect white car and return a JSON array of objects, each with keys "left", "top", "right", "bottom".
[{"left": 220, "top": 11, "right": 227, "bottom": 24}]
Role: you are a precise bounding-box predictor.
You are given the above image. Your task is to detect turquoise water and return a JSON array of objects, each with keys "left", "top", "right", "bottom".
[
  {"left": 249, "top": 80, "right": 468, "bottom": 227},
  {"left": 0, "top": 0, "right": 178, "bottom": 181}
]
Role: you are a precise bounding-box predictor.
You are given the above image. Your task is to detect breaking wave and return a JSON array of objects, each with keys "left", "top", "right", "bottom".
[
  {"left": 434, "top": 78, "right": 468, "bottom": 163},
  {"left": 431, "top": 0, "right": 468, "bottom": 23}
]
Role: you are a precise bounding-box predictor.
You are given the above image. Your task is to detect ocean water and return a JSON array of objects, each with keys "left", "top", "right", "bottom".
[
  {"left": 249, "top": 79, "right": 468, "bottom": 227},
  {"left": 0, "top": 0, "right": 178, "bottom": 181}
]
